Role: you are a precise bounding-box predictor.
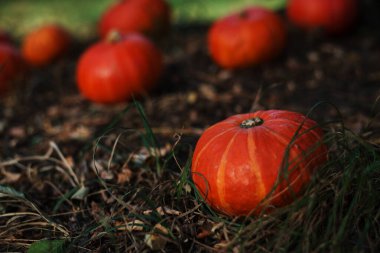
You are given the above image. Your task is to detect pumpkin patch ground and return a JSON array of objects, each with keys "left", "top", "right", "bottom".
[{"left": 0, "top": 4, "right": 380, "bottom": 252}]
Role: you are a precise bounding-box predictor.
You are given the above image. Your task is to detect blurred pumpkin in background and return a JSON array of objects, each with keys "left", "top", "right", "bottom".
[
  {"left": 0, "top": 30, "right": 12, "bottom": 45},
  {"left": 208, "top": 7, "right": 286, "bottom": 69},
  {"left": 99, "top": 0, "right": 171, "bottom": 38},
  {"left": 21, "top": 24, "right": 71, "bottom": 67},
  {"left": 286, "top": 0, "right": 358, "bottom": 34},
  {"left": 76, "top": 31, "right": 163, "bottom": 104},
  {"left": 0, "top": 43, "right": 24, "bottom": 95}
]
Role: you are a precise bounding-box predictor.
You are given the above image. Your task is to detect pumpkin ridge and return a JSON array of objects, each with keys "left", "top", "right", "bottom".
[
  {"left": 260, "top": 125, "right": 303, "bottom": 153},
  {"left": 262, "top": 123, "right": 324, "bottom": 169},
  {"left": 193, "top": 127, "right": 236, "bottom": 169},
  {"left": 266, "top": 118, "right": 323, "bottom": 140},
  {"left": 265, "top": 117, "right": 311, "bottom": 126},
  {"left": 247, "top": 130, "right": 266, "bottom": 201},
  {"left": 263, "top": 171, "right": 304, "bottom": 205},
  {"left": 216, "top": 131, "right": 240, "bottom": 213},
  {"left": 260, "top": 125, "right": 308, "bottom": 186}
]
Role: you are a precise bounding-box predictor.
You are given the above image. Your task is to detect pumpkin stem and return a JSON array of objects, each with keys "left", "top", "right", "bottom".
[
  {"left": 239, "top": 10, "right": 249, "bottom": 19},
  {"left": 106, "top": 29, "right": 122, "bottom": 43},
  {"left": 240, "top": 117, "right": 264, "bottom": 128}
]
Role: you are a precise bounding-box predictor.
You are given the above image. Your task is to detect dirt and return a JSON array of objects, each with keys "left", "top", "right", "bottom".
[
  {"left": 2, "top": 25, "right": 380, "bottom": 156},
  {"left": 0, "top": 21, "right": 379, "bottom": 252}
]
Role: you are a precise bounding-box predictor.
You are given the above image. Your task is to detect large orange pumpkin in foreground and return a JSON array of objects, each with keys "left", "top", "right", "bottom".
[
  {"left": 208, "top": 7, "right": 286, "bottom": 69},
  {"left": 99, "top": 0, "right": 171, "bottom": 38},
  {"left": 286, "top": 0, "right": 357, "bottom": 34},
  {"left": 76, "top": 32, "right": 162, "bottom": 104},
  {"left": 192, "top": 110, "right": 327, "bottom": 216},
  {"left": 0, "top": 43, "right": 24, "bottom": 95},
  {"left": 22, "top": 24, "right": 71, "bottom": 66}
]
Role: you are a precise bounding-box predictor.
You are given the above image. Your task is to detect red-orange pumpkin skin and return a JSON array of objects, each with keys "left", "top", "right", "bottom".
[
  {"left": 76, "top": 33, "right": 162, "bottom": 104},
  {"left": 21, "top": 24, "right": 71, "bottom": 66},
  {"left": 287, "top": 0, "right": 357, "bottom": 34},
  {"left": 99, "top": 0, "right": 171, "bottom": 38},
  {"left": 0, "top": 43, "right": 24, "bottom": 95},
  {"left": 192, "top": 110, "right": 328, "bottom": 216},
  {"left": 207, "top": 7, "right": 286, "bottom": 69}
]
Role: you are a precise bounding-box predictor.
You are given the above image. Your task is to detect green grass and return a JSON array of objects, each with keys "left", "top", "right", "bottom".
[{"left": 0, "top": 0, "right": 286, "bottom": 38}]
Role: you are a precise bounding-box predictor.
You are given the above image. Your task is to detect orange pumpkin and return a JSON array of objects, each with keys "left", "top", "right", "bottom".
[
  {"left": 99, "top": 0, "right": 171, "bottom": 38},
  {"left": 192, "top": 110, "right": 327, "bottom": 216},
  {"left": 286, "top": 0, "right": 357, "bottom": 34},
  {"left": 76, "top": 32, "right": 162, "bottom": 104},
  {"left": 0, "top": 43, "right": 24, "bottom": 95},
  {"left": 208, "top": 7, "right": 286, "bottom": 69},
  {"left": 21, "top": 24, "right": 71, "bottom": 66}
]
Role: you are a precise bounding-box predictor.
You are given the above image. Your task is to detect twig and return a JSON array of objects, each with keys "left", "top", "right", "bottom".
[{"left": 49, "top": 141, "right": 80, "bottom": 186}]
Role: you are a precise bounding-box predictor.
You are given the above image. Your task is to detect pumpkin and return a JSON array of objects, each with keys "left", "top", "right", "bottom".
[
  {"left": 191, "top": 110, "right": 327, "bottom": 216},
  {"left": 21, "top": 24, "right": 71, "bottom": 66},
  {"left": 0, "top": 30, "right": 12, "bottom": 45},
  {"left": 0, "top": 43, "right": 24, "bottom": 95},
  {"left": 207, "top": 7, "right": 286, "bottom": 69},
  {"left": 76, "top": 31, "right": 162, "bottom": 104},
  {"left": 286, "top": 0, "right": 357, "bottom": 34},
  {"left": 99, "top": 0, "right": 171, "bottom": 38}
]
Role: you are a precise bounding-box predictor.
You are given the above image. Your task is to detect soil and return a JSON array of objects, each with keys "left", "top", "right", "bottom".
[
  {"left": 0, "top": 21, "right": 379, "bottom": 252},
  {"left": 2, "top": 25, "right": 380, "bottom": 155}
]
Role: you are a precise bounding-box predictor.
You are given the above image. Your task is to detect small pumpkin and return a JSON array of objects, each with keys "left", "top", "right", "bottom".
[
  {"left": 286, "top": 0, "right": 357, "bottom": 34},
  {"left": 21, "top": 24, "right": 71, "bottom": 66},
  {"left": 0, "top": 43, "right": 24, "bottom": 95},
  {"left": 192, "top": 110, "right": 327, "bottom": 216},
  {"left": 76, "top": 31, "right": 162, "bottom": 104},
  {"left": 0, "top": 30, "right": 12, "bottom": 45},
  {"left": 208, "top": 7, "right": 286, "bottom": 69},
  {"left": 99, "top": 0, "right": 171, "bottom": 38}
]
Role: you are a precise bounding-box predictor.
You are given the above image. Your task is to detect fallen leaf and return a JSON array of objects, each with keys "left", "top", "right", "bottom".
[
  {"left": 0, "top": 168, "right": 21, "bottom": 183},
  {"left": 117, "top": 166, "right": 133, "bottom": 184},
  {"left": 9, "top": 126, "right": 26, "bottom": 138},
  {"left": 71, "top": 186, "right": 89, "bottom": 200},
  {"left": 196, "top": 227, "right": 213, "bottom": 239},
  {"left": 156, "top": 206, "right": 181, "bottom": 216},
  {"left": 144, "top": 223, "right": 169, "bottom": 250},
  {"left": 214, "top": 241, "right": 229, "bottom": 250},
  {"left": 143, "top": 206, "right": 181, "bottom": 216},
  {"left": 115, "top": 219, "right": 144, "bottom": 232}
]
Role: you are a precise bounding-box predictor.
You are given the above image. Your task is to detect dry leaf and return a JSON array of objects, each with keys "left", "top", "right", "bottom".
[
  {"left": 211, "top": 222, "right": 224, "bottom": 233},
  {"left": 100, "top": 170, "right": 114, "bottom": 180},
  {"left": 69, "top": 125, "right": 92, "bottom": 140},
  {"left": 199, "top": 84, "right": 217, "bottom": 101},
  {"left": 144, "top": 223, "right": 169, "bottom": 250},
  {"left": 90, "top": 201, "right": 102, "bottom": 221},
  {"left": 0, "top": 168, "right": 21, "bottom": 183},
  {"left": 214, "top": 241, "right": 229, "bottom": 250},
  {"left": 117, "top": 166, "right": 133, "bottom": 184},
  {"left": 196, "top": 227, "right": 213, "bottom": 239},
  {"left": 187, "top": 92, "right": 198, "bottom": 104},
  {"left": 114, "top": 219, "right": 144, "bottom": 232},
  {"left": 132, "top": 144, "right": 172, "bottom": 166},
  {"left": 143, "top": 206, "right": 181, "bottom": 216},
  {"left": 156, "top": 206, "right": 181, "bottom": 216},
  {"left": 9, "top": 126, "right": 26, "bottom": 138}
]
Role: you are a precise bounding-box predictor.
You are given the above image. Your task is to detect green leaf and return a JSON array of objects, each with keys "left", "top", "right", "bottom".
[
  {"left": 250, "top": 0, "right": 287, "bottom": 10},
  {"left": 27, "top": 239, "right": 67, "bottom": 253},
  {"left": 71, "top": 186, "right": 89, "bottom": 200},
  {"left": 0, "top": 184, "right": 25, "bottom": 199}
]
